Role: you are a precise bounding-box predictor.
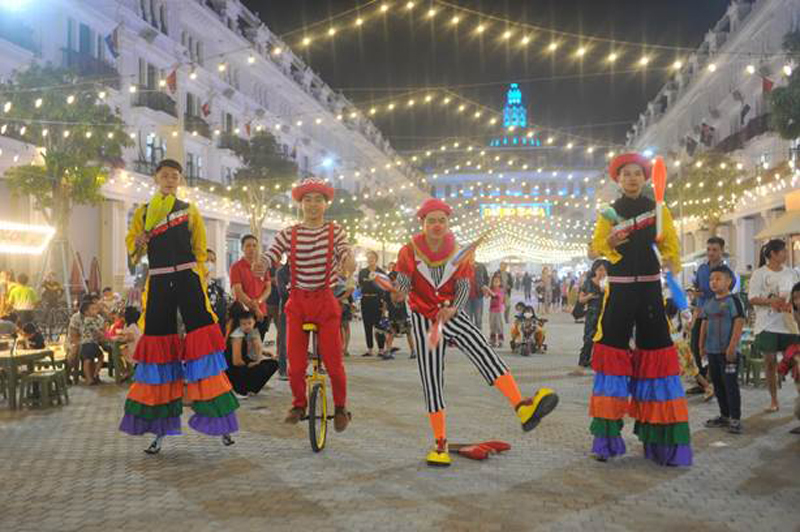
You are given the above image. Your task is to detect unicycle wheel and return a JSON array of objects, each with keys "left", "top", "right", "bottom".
[{"left": 308, "top": 383, "right": 327, "bottom": 452}]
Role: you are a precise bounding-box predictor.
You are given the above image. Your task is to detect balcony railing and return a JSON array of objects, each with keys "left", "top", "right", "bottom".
[
  {"left": 715, "top": 113, "right": 772, "bottom": 154},
  {"left": 217, "top": 132, "right": 248, "bottom": 153},
  {"left": 184, "top": 114, "right": 211, "bottom": 139},
  {"left": 132, "top": 88, "right": 178, "bottom": 118},
  {"left": 132, "top": 160, "right": 157, "bottom": 175},
  {"left": 62, "top": 49, "right": 120, "bottom": 89}
]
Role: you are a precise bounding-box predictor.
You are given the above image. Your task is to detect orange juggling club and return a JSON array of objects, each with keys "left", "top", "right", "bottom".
[{"left": 652, "top": 156, "right": 667, "bottom": 241}]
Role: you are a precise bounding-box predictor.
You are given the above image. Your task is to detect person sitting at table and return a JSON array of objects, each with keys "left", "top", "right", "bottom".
[
  {"left": 0, "top": 312, "right": 19, "bottom": 337},
  {"left": 105, "top": 309, "right": 125, "bottom": 340},
  {"left": 19, "top": 322, "right": 45, "bottom": 350},
  {"left": 113, "top": 306, "right": 141, "bottom": 382},
  {"left": 79, "top": 299, "right": 107, "bottom": 385}
]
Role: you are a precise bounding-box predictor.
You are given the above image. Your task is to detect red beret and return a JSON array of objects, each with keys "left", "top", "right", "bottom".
[
  {"left": 609, "top": 153, "right": 652, "bottom": 182},
  {"left": 291, "top": 178, "right": 335, "bottom": 202},
  {"left": 417, "top": 198, "right": 452, "bottom": 219}
]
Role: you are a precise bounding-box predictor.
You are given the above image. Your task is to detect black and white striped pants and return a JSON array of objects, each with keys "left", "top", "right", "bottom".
[{"left": 411, "top": 310, "right": 509, "bottom": 413}]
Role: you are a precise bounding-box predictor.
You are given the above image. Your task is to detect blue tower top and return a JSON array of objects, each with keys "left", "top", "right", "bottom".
[
  {"left": 503, "top": 83, "right": 527, "bottom": 128},
  {"left": 490, "top": 83, "right": 539, "bottom": 147}
]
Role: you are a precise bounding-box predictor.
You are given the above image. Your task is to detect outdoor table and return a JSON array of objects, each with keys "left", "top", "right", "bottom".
[{"left": 0, "top": 348, "right": 53, "bottom": 410}]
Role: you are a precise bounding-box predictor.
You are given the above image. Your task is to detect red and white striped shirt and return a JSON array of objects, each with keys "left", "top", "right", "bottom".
[{"left": 262, "top": 222, "right": 350, "bottom": 291}]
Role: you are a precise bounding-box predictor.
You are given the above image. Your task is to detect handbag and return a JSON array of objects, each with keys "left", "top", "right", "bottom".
[{"left": 572, "top": 301, "right": 587, "bottom": 320}]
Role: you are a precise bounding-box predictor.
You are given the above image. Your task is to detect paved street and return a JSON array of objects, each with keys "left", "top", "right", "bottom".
[{"left": 1, "top": 301, "right": 799, "bottom": 532}]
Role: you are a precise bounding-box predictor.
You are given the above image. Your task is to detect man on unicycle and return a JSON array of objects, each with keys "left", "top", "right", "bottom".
[{"left": 257, "top": 178, "right": 355, "bottom": 432}]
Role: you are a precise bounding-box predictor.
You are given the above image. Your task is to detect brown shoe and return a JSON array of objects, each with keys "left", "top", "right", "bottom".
[
  {"left": 284, "top": 406, "right": 305, "bottom": 424},
  {"left": 334, "top": 406, "right": 352, "bottom": 432}
]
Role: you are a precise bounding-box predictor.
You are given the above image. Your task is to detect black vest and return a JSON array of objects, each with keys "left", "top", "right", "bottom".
[
  {"left": 144, "top": 198, "right": 196, "bottom": 269},
  {"left": 608, "top": 195, "right": 661, "bottom": 277}
]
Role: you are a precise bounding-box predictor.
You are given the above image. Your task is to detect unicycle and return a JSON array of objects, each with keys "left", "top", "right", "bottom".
[{"left": 302, "top": 323, "right": 331, "bottom": 452}]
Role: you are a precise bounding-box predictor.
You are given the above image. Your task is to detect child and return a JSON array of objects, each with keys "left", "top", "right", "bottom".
[
  {"left": 665, "top": 299, "right": 714, "bottom": 401},
  {"left": 105, "top": 310, "right": 124, "bottom": 341},
  {"left": 779, "top": 282, "right": 800, "bottom": 434},
  {"left": 113, "top": 306, "right": 141, "bottom": 382},
  {"left": 19, "top": 322, "right": 45, "bottom": 349},
  {"left": 335, "top": 265, "right": 355, "bottom": 358},
  {"left": 510, "top": 301, "right": 527, "bottom": 351},
  {"left": 119, "top": 159, "right": 238, "bottom": 454},
  {"left": 383, "top": 269, "right": 415, "bottom": 360},
  {"left": 588, "top": 153, "right": 691, "bottom": 466},
  {"left": 225, "top": 304, "right": 278, "bottom": 398},
  {"left": 258, "top": 178, "right": 355, "bottom": 431},
  {"left": 79, "top": 300, "right": 106, "bottom": 385},
  {"left": 700, "top": 265, "right": 746, "bottom": 434},
  {"left": 486, "top": 275, "right": 506, "bottom": 348}
]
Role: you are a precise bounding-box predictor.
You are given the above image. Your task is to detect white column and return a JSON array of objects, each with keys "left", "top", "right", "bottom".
[
  {"left": 205, "top": 217, "right": 229, "bottom": 261},
  {"left": 100, "top": 199, "right": 131, "bottom": 293},
  {"left": 694, "top": 229, "right": 710, "bottom": 254},
  {"left": 735, "top": 217, "right": 756, "bottom": 272},
  {"left": 716, "top": 223, "right": 734, "bottom": 254}
]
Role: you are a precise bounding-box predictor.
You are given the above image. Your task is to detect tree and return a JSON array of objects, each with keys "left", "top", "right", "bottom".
[
  {"left": 672, "top": 152, "right": 749, "bottom": 233},
  {"left": 227, "top": 131, "right": 298, "bottom": 237},
  {"left": 2, "top": 64, "right": 130, "bottom": 301},
  {"left": 2, "top": 64, "right": 131, "bottom": 238},
  {"left": 770, "top": 30, "right": 800, "bottom": 139}
]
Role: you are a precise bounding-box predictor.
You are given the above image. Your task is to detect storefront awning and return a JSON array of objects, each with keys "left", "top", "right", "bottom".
[{"left": 755, "top": 211, "right": 800, "bottom": 240}]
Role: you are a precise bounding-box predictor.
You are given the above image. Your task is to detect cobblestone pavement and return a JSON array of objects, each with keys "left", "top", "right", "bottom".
[{"left": 2, "top": 301, "right": 799, "bottom": 532}]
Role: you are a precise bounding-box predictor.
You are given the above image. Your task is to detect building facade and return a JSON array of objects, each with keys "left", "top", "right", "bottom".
[
  {"left": 628, "top": 0, "right": 800, "bottom": 272},
  {"left": 0, "top": 0, "right": 425, "bottom": 291}
]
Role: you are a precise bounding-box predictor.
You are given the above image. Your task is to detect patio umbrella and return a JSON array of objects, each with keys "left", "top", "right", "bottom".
[
  {"left": 70, "top": 252, "right": 87, "bottom": 301},
  {"left": 88, "top": 257, "right": 101, "bottom": 294}
]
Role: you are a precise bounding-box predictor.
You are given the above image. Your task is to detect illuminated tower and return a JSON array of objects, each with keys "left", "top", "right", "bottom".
[
  {"left": 503, "top": 83, "right": 527, "bottom": 128},
  {"left": 490, "top": 83, "right": 538, "bottom": 147}
]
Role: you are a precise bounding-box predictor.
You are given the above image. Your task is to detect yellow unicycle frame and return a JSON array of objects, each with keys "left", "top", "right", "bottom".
[{"left": 303, "top": 323, "right": 329, "bottom": 452}]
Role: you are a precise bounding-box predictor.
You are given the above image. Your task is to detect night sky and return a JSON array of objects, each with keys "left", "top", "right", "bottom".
[{"left": 244, "top": 0, "right": 730, "bottom": 152}]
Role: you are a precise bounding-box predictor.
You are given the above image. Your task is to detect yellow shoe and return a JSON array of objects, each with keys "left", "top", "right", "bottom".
[
  {"left": 426, "top": 438, "right": 452, "bottom": 467},
  {"left": 516, "top": 388, "right": 559, "bottom": 432}
]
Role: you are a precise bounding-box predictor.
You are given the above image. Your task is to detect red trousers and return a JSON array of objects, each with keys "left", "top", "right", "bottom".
[{"left": 285, "top": 288, "right": 346, "bottom": 408}]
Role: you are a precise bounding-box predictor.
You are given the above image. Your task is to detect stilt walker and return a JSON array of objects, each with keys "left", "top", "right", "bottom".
[
  {"left": 119, "top": 159, "right": 238, "bottom": 454},
  {"left": 589, "top": 153, "right": 692, "bottom": 466},
  {"left": 393, "top": 198, "right": 559, "bottom": 467}
]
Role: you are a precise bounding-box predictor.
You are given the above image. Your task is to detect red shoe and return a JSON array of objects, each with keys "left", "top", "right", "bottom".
[{"left": 478, "top": 440, "right": 511, "bottom": 453}]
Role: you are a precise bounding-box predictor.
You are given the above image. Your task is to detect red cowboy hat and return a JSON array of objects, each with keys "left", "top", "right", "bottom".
[
  {"left": 417, "top": 198, "right": 452, "bottom": 220},
  {"left": 291, "top": 178, "right": 335, "bottom": 202},
  {"left": 609, "top": 153, "right": 652, "bottom": 182}
]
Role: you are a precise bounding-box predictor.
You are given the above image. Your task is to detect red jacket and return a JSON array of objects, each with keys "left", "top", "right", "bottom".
[{"left": 396, "top": 241, "right": 472, "bottom": 321}]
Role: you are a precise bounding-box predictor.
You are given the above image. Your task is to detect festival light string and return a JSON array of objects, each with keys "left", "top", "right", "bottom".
[{"left": 285, "top": 0, "right": 793, "bottom": 69}]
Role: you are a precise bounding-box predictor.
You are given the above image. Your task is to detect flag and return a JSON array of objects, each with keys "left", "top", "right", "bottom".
[
  {"left": 762, "top": 76, "right": 774, "bottom": 94},
  {"left": 165, "top": 69, "right": 177, "bottom": 94},
  {"left": 201, "top": 102, "right": 211, "bottom": 117},
  {"left": 104, "top": 25, "right": 120, "bottom": 59}
]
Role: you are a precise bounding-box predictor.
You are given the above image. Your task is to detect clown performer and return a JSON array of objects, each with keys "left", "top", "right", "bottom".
[
  {"left": 588, "top": 153, "right": 692, "bottom": 466},
  {"left": 119, "top": 159, "right": 239, "bottom": 454},
  {"left": 257, "top": 178, "right": 355, "bottom": 432},
  {"left": 392, "top": 198, "right": 559, "bottom": 467}
]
